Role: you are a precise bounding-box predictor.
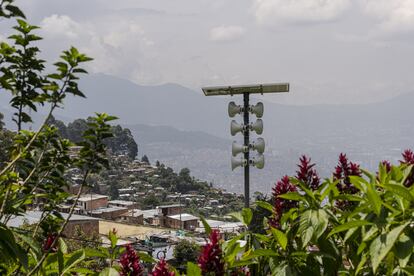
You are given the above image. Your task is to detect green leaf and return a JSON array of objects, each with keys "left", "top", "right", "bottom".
[
  {"left": 186, "top": 262, "right": 201, "bottom": 276},
  {"left": 255, "top": 201, "right": 273, "bottom": 212},
  {"left": 366, "top": 182, "right": 382, "bottom": 216},
  {"left": 241, "top": 249, "right": 278, "bottom": 261},
  {"left": 277, "top": 192, "right": 303, "bottom": 201},
  {"left": 369, "top": 223, "right": 409, "bottom": 273},
  {"left": 298, "top": 209, "right": 328, "bottom": 247},
  {"left": 0, "top": 224, "right": 28, "bottom": 269},
  {"left": 242, "top": 208, "right": 253, "bottom": 225},
  {"left": 5, "top": 5, "right": 26, "bottom": 18},
  {"left": 271, "top": 228, "right": 288, "bottom": 250},
  {"left": 138, "top": 252, "right": 155, "bottom": 263},
  {"left": 99, "top": 267, "right": 119, "bottom": 276},
  {"left": 61, "top": 250, "right": 86, "bottom": 275},
  {"left": 402, "top": 267, "right": 414, "bottom": 276},
  {"left": 394, "top": 234, "right": 413, "bottom": 268},
  {"left": 108, "top": 230, "right": 118, "bottom": 248},
  {"left": 383, "top": 184, "right": 414, "bottom": 202},
  {"left": 271, "top": 261, "right": 295, "bottom": 276},
  {"left": 199, "top": 216, "right": 211, "bottom": 235},
  {"left": 328, "top": 220, "right": 373, "bottom": 237}
]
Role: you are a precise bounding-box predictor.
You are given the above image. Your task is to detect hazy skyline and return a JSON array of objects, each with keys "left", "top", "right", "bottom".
[{"left": 8, "top": 0, "right": 414, "bottom": 105}]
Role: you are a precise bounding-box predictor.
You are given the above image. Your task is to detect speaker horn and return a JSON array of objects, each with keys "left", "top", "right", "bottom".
[
  {"left": 251, "top": 138, "right": 265, "bottom": 154},
  {"left": 230, "top": 120, "right": 244, "bottom": 136},
  {"left": 249, "top": 102, "right": 264, "bottom": 118},
  {"left": 228, "top": 101, "right": 242, "bottom": 117},
  {"left": 232, "top": 141, "right": 247, "bottom": 156},
  {"left": 231, "top": 156, "right": 247, "bottom": 171},
  {"left": 250, "top": 119, "right": 263, "bottom": 135},
  {"left": 250, "top": 154, "right": 265, "bottom": 169}
]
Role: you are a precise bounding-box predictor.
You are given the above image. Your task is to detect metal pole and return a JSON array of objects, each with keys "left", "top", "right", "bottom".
[
  {"left": 243, "top": 92, "right": 250, "bottom": 208},
  {"left": 179, "top": 194, "right": 182, "bottom": 230}
]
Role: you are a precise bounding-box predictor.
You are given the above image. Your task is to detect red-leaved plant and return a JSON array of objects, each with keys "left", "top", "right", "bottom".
[
  {"left": 296, "top": 155, "right": 320, "bottom": 191},
  {"left": 42, "top": 233, "right": 58, "bottom": 253},
  {"left": 198, "top": 230, "right": 224, "bottom": 276},
  {"left": 400, "top": 149, "right": 414, "bottom": 187},
  {"left": 151, "top": 258, "right": 175, "bottom": 276},
  {"left": 120, "top": 244, "right": 143, "bottom": 276},
  {"left": 270, "top": 175, "right": 297, "bottom": 229}
]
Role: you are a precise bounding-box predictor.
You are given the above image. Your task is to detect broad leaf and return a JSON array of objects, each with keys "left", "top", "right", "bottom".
[
  {"left": 199, "top": 216, "right": 211, "bottom": 235},
  {"left": 328, "top": 220, "right": 373, "bottom": 237},
  {"left": 99, "top": 267, "right": 119, "bottom": 276},
  {"left": 369, "top": 223, "right": 409, "bottom": 273},
  {"left": 271, "top": 228, "right": 288, "bottom": 250},
  {"left": 242, "top": 208, "right": 253, "bottom": 226},
  {"left": 187, "top": 262, "right": 201, "bottom": 276}
]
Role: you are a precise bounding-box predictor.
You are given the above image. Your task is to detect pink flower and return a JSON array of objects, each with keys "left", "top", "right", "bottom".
[
  {"left": 151, "top": 258, "right": 175, "bottom": 276},
  {"left": 120, "top": 244, "right": 143, "bottom": 276},
  {"left": 198, "top": 230, "right": 224, "bottom": 276},
  {"left": 296, "top": 155, "right": 320, "bottom": 191},
  {"left": 270, "top": 176, "right": 297, "bottom": 229}
]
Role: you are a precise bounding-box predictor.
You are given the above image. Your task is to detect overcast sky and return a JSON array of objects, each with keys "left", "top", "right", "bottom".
[{"left": 8, "top": 0, "right": 414, "bottom": 104}]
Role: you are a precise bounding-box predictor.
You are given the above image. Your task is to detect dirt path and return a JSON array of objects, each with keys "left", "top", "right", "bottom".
[{"left": 99, "top": 220, "right": 166, "bottom": 239}]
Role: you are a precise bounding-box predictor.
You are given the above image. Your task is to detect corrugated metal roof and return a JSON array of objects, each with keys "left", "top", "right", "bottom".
[{"left": 7, "top": 211, "right": 98, "bottom": 228}]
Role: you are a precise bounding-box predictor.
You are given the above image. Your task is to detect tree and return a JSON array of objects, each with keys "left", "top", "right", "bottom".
[
  {"left": 109, "top": 181, "right": 119, "bottom": 200},
  {"left": 104, "top": 125, "right": 138, "bottom": 159},
  {"left": 0, "top": 112, "right": 4, "bottom": 129},
  {"left": 141, "top": 154, "right": 149, "bottom": 164},
  {"left": 173, "top": 239, "right": 200, "bottom": 264}
]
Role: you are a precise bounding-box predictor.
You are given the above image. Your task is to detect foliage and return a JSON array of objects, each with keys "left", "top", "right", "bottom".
[
  {"left": 173, "top": 239, "right": 200, "bottom": 265},
  {"left": 183, "top": 153, "right": 414, "bottom": 276},
  {"left": 141, "top": 154, "right": 149, "bottom": 164},
  {"left": 48, "top": 116, "right": 139, "bottom": 159}
]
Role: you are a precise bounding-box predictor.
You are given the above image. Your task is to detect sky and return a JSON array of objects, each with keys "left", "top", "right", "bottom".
[{"left": 6, "top": 0, "right": 414, "bottom": 105}]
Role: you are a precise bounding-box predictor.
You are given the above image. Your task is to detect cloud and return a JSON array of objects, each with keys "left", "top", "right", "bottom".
[
  {"left": 253, "top": 0, "right": 351, "bottom": 26},
  {"left": 359, "top": 0, "right": 414, "bottom": 35},
  {"left": 40, "top": 14, "right": 83, "bottom": 39},
  {"left": 39, "top": 14, "right": 157, "bottom": 84},
  {"left": 209, "top": 25, "right": 245, "bottom": 42}
]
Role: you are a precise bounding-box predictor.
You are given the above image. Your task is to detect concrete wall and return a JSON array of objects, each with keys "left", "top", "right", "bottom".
[
  {"left": 166, "top": 218, "right": 198, "bottom": 231},
  {"left": 63, "top": 220, "right": 99, "bottom": 238}
]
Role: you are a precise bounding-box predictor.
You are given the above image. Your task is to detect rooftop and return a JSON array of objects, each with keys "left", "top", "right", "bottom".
[
  {"left": 168, "top": 213, "right": 198, "bottom": 222},
  {"left": 76, "top": 194, "right": 108, "bottom": 202},
  {"left": 109, "top": 200, "right": 136, "bottom": 206},
  {"left": 7, "top": 211, "right": 98, "bottom": 228},
  {"left": 90, "top": 206, "right": 128, "bottom": 214},
  {"left": 157, "top": 204, "right": 181, "bottom": 209}
]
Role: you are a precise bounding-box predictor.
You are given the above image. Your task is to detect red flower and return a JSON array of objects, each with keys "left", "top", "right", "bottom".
[
  {"left": 381, "top": 160, "right": 391, "bottom": 173},
  {"left": 270, "top": 176, "right": 297, "bottom": 229},
  {"left": 151, "top": 258, "right": 175, "bottom": 276},
  {"left": 120, "top": 244, "right": 143, "bottom": 276},
  {"left": 296, "top": 155, "right": 320, "bottom": 191},
  {"left": 42, "top": 233, "right": 58, "bottom": 252},
  {"left": 333, "top": 153, "right": 361, "bottom": 209},
  {"left": 400, "top": 149, "right": 414, "bottom": 187},
  {"left": 198, "top": 230, "right": 224, "bottom": 276},
  {"left": 401, "top": 149, "right": 414, "bottom": 164},
  {"left": 333, "top": 153, "right": 360, "bottom": 194}
]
